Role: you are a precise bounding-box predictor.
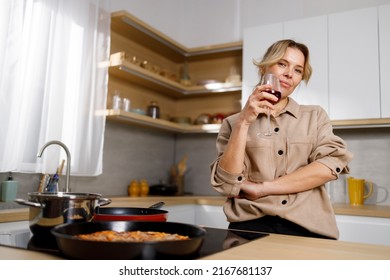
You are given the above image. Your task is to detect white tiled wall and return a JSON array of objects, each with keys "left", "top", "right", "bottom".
[{"left": 2, "top": 125, "right": 390, "bottom": 208}]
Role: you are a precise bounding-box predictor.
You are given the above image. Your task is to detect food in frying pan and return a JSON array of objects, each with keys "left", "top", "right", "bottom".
[{"left": 75, "top": 230, "right": 190, "bottom": 242}]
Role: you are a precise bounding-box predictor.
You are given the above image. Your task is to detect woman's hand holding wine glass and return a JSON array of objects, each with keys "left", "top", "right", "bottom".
[{"left": 258, "top": 73, "right": 281, "bottom": 137}]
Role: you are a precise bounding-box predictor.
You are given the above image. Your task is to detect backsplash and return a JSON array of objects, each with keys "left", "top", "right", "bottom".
[
  {"left": 328, "top": 127, "right": 390, "bottom": 205},
  {"left": 2, "top": 123, "right": 390, "bottom": 209}
]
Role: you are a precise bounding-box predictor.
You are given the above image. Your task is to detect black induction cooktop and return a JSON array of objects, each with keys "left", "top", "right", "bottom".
[{"left": 0, "top": 226, "right": 268, "bottom": 259}]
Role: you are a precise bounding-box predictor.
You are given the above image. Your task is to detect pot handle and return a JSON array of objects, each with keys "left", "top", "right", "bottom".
[
  {"left": 14, "top": 198, "right": 42, "bottom": 208},
  {"left": 98, "top": 198, "right": 112, "bottom": 207}
]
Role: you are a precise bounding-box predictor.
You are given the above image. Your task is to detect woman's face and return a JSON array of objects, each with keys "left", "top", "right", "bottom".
[{"left": 266, "top": 47, "right": 305, "bottom": 98}]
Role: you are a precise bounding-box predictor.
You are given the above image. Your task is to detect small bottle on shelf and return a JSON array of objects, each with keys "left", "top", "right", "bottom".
[{"left": 147, "top": 101, "right": 160, "bottom": 119}]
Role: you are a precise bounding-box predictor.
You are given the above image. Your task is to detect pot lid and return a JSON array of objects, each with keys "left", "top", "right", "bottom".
[{"left": 28, "top": 192, "right": 102, "bottom": 200}]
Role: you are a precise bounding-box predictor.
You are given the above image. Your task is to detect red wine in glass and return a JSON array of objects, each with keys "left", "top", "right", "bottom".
[
  {"left": 258, "top": 73, "right": 281, "bottom": 136},
  {"left": 264, "top": 88, "right": 281, "bottom": 105}
]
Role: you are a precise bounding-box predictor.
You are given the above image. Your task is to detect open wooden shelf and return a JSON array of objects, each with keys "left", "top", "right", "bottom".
[
  {"left": 111, "top": 11, "right": 242, "bottom": 62},
  {"left": 109, "top": 52, "right": 242, "bottom": 99},
  {"left": 106, "top": 109, "right": 221, "bottom": 133}
]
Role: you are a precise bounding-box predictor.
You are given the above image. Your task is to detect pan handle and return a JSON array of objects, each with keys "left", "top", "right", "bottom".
[
  {"left": 149, "top": 201, "right": 165, "bottom": 209},
  {"left": 14, "top": 198, "right": 42, "bottom": 208},
  {"left": 98, "top": 198, "right": 112, "bottom": 207}
]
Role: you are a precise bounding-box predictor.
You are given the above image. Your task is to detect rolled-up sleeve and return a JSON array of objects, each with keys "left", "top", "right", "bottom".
[
  {"left": 210, "top": 116, "right": 245, "bottom": 197},
  {"left": 210, "top": 159, "right": 245, "bottom": 197},
  {"left": 310, "top": 107, "right": 353, "bottom": 177}
]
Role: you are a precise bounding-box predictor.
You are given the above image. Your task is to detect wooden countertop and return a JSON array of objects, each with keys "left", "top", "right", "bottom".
[
  {"left": 201, "top": 232, "right": 390, "bottom": 260},
  {"left": 2, "top": 196, "right": 390, "bottom": 223}
]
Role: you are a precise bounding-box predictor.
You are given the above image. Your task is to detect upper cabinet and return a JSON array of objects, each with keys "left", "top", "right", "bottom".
[
  {"left": 284, "top": 15, "right": 329, "bottom": 114},
  {"left": 243, "top": 16, "right": 329, "bottom": 113},
  {"left": 107, "top": 11, "right": 242, "bottom": 133},
  {"left": 243, "top": 6, "right": 390, "bottom": 127},
  {"left": 328, "top": 7, "right": 380, "bottom": 120},
  {"left": 379, "top": 4, "right": 390, "bottom": 118},
  {"left": 242, "top": 23, "right": 283, "bottom": 105}
]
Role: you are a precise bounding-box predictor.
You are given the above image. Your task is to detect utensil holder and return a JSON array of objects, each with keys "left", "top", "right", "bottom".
[{"left": 174, "top": 175, "right": 185, "bottom": 196}]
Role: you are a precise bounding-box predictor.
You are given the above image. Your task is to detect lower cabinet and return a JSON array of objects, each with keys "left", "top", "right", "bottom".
[
  {"left": 165, "top": 205, "right": 390, "bottom": 246},
  {"left": 336, "top": 215, "right": 390, "bottom": 246},
  {"left": 0, "top": 221, "right": 31, "bottom": 247},
  {"left": 165, "top": 205, "right": 228, "bottom": 229}
]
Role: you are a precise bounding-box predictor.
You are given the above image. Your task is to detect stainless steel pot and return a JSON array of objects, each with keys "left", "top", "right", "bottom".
[{"left": 15, "top": 192, "right": 111, "bottom": 236}]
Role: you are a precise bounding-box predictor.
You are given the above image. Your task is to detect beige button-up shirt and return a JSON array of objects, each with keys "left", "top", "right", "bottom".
[{"left": 210, "top": 98, "right": 353, "bottom": 239}]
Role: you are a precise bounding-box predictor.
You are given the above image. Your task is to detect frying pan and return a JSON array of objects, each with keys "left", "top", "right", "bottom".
[
  {"left": 51, "top": 221, "right": 206, "bottom": 259},
  {"left": 93, "top": 202, "right": 168, "bottom": 222}
]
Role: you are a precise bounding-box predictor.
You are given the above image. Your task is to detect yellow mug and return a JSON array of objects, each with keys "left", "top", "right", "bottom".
[{"left": 347, "top": 177, "right": 373, "bottom": 205}]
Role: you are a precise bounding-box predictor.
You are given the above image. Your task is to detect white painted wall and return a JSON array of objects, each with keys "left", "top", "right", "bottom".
[
  {"left": 110, "top": 0, "right": 390, "bottom": 48},
  {"left": 109, "top": 0, "right": 240, "bottom": 47}
]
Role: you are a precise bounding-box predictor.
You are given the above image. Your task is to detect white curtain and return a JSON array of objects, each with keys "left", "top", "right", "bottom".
[{"left": 0, "top": 0, "right": 110, "bottom": 176}]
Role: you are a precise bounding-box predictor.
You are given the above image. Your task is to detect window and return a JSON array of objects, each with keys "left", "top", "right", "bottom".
[{"left": 0, "top": 0, "right": 111, "bottom": 176}]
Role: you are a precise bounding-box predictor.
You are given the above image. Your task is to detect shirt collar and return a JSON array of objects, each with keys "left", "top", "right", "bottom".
[{"left": 282, "top": 97, "right": 300, "bottom": 119}]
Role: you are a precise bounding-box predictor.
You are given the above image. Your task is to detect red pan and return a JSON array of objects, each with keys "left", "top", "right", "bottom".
[
  {"left": 51, "top": 221, "right": 206, "bottom": 259},
  {"left": 93, "top": 202, "right": 168, "bottom": 222}
]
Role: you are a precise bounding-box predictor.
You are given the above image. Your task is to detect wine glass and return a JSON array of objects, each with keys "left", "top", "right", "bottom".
[{"left": 258, "top": 73, "right": 281, "bottom": 137}]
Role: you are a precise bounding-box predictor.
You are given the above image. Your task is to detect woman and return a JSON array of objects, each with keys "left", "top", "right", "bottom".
[{"left": 210, "top": 39, "right": 353, "bottom": 239}]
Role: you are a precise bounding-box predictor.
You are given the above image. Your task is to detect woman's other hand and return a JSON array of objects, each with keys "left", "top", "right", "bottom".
[{"left": 238, "top": 180, "right": 267, "bottom": 201}]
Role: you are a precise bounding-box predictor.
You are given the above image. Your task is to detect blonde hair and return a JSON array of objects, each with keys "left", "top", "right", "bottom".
[{"left": 253, "top": 39, "right": 312, "bottom": 84}]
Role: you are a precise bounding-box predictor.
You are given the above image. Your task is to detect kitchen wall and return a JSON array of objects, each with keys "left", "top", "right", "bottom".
[
  {"left": 1, "top": 121, "right": 220, "bottom": 207},
  {"left": 332, "top": 128, "right": 390, "bottom": 205},
  {"left": 110, "top": 0, "right": 390, "bottom": 48},
  {"left": 3, "top": 124, "right": 390, "bottom": 206}
]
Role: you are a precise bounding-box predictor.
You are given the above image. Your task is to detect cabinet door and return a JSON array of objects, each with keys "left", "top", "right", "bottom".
[
  {"left": 328, "top": 7, "right": 380, "bottom": 120},
  {"left": 336, "top": 215, "right": 390, "bottom": 246},
  {"left": 242, "top": 23, "right": 283, "bottom": 107},
  {"left": 284, "top": 15, "right": 329, "bottom": 113},
  {"left": 379, "top": 4, "right": 390, "bottom": 118}
]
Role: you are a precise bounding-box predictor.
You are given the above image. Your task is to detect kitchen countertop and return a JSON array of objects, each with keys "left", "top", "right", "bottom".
[
  {"left": 1, "top": 226, "right": 390, "bottom": 260},
  {"left": 1, "top": 196, "right": 390, "bottom": 260}
]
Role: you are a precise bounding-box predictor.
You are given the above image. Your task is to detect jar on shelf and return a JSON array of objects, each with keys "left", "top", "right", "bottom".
[
  {"left": 139, "top": 179, "right": 149, "bottom": 196},
  {"left": 147, "top": 101, "right": 160, "bottom": 119},
  {"left": 128, "top": 180, "right": 140, "bottom": 197},
  {"left": 112, "top": 90, "right": 122, "bottom": 110}
]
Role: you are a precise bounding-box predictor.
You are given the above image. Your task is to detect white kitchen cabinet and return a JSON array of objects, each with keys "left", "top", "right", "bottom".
[
  {"left": 336, "top": 215, "right": 390, "bottom": 246},
  {"left": 243, "top": 6, "right": 390, "bottom": 126},
  {"left": 379, "top": 4, "right": 390, "bottom": 118},
  {"left": 284, "top": 15, "right": 329, "bottom": 113},
  {"left": 164, "top": 205, "right": 196, "bottom": 224},
  {"left": 164, "top": 204, "right": 228, "bottom": 229},
  {"left": 243, "top": 16, "right": 329, "bottom": 113},
  {"left": 0, "top": 221, "right": 31, "bottom": 247},
  {"left": 194, "top": 205, "right": 228, "bottom": 229},
  {"left": 328, "top": 7, "right": 380, "bottom": 120},
  {"left": 165, "top": 204, "right": 390, "bottom": 246},
  {"left": 242, "top": 23, "right": 283, "bottom": 106}
]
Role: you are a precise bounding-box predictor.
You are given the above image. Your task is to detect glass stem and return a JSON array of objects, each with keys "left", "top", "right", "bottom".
[{"left": 267, "top": 107, "right": 271, "bottom": 134}]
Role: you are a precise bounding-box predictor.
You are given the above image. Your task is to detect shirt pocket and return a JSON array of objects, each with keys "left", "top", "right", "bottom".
[
  {"left": 245, "top": 138, "right": 275, "bottom": 182},
  {"left": 287, "top": 136, "right": 315, "bottom": 173}
]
